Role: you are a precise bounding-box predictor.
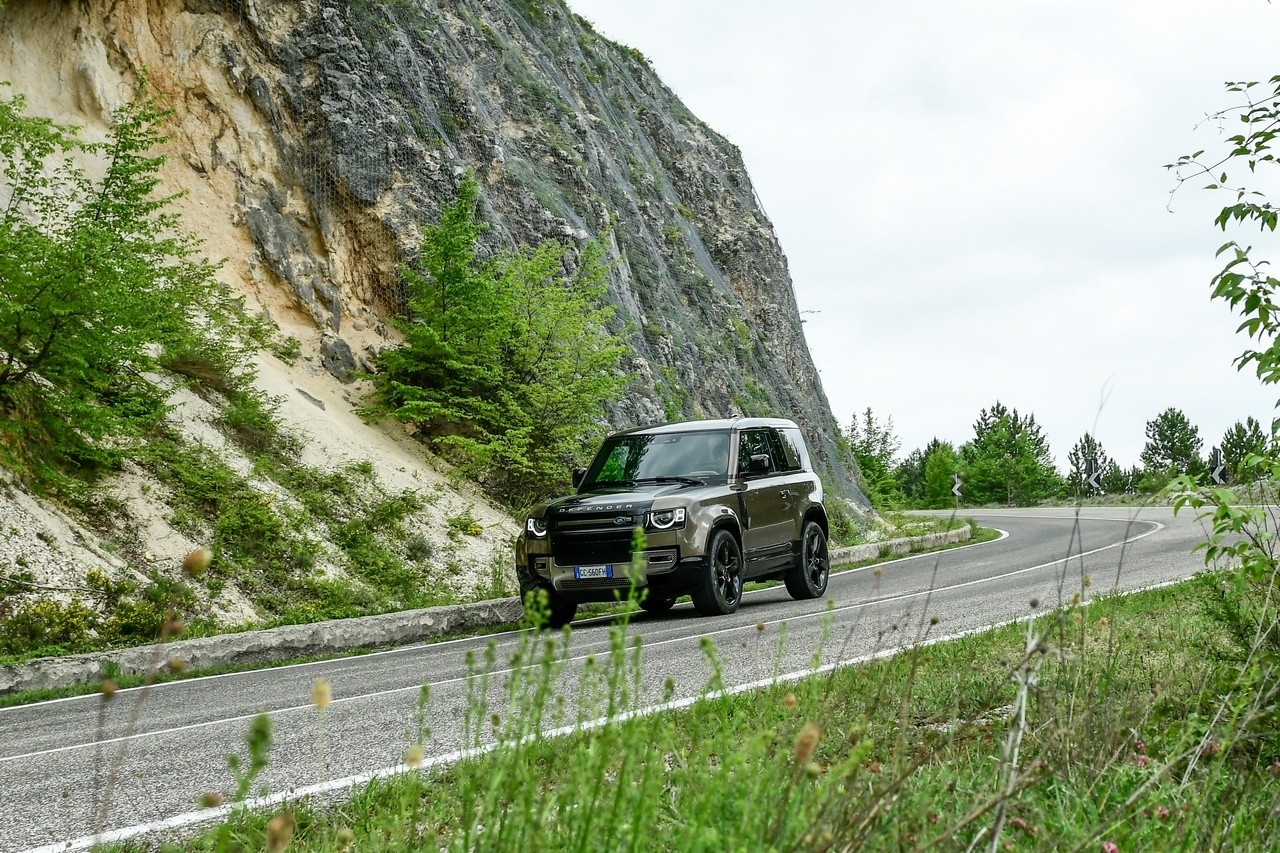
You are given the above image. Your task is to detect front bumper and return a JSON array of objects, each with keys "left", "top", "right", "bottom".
[{"left": 518, "top": 546, "right": 708, "bottom": 603}]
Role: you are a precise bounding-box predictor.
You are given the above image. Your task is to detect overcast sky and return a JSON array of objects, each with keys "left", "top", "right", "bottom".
[{"left": 567, "top": 0, "right": 1280, "bottom": 468}]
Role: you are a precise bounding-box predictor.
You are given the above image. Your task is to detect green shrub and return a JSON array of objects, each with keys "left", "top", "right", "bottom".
[
  {"left": 368, "top": 173, "right": 627, "bottom": 507},
  {"left": 0, "top": 597, "right": 97, "bottom": 656},
  {"left": 0, "top": 81, "right": 261, "bottom": 482}
]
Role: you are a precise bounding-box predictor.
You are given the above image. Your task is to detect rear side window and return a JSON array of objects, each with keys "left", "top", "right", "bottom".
[
  {"left": 778, "top": 428, "right": 811, "bottom": 471},
  {"left": 767, "top": 429, "right": 800, "bottom": 472}
]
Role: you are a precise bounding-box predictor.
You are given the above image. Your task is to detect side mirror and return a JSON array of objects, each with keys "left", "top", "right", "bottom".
[
  {"left": 572, "top": 467, "right": 587, "bottom": 488},
  {"left": 748, "top": 454, "right": 773, "bottom": 476}
]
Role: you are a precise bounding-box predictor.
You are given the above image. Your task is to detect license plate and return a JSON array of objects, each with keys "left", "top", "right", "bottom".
[{"left": 574, "top": 564, "right": 614, "bottom": 579}]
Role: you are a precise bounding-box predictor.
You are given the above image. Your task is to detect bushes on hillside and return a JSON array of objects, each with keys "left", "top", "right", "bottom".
[
  {"left": 0, "top": 80, "right": 262, "bottom": 482},
  {"left": 368, "top": 174, "right": 626, "bottom": 507}
]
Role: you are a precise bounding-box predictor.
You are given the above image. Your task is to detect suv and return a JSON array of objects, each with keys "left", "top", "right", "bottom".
[{"left": 516, "top": 418, "right": 831, "bottom": 627}]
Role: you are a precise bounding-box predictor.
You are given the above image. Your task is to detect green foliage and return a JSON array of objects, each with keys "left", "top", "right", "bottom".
[
  {"left": 1140, "top": 407, "right": 1204, "bottom": 480},
  {"left": 1166, "top": 73, "right": 1280, "bottom": 762},
  {"left": 893, "top": 445, "right": 927, "bottom": 504},
  {"left": 228, "top": 713, "right": 274, "bottom": 802},
  {"left": 0, "top": 81, "right": 256, "bottom": 481},
  {"left": 845, "top": 407, "right": 902, "bottom": 510},
  {"left": 1219, "top": 416, "right": 1270, "bottom": 480},
  {"left": 0, "top": 571, "right": 199, "bottom": 660},
  {"left": 959, "top": 402, "right": 1062, "bottom": 505},
  {"left": 446, "top": 506, "right": 484, "bottom": 539},
  {"left": 921, "top": 439, "right": 960, "bottom": 509},
  {"left": 0, "top": 597, "right": 97, "bottom": 656},
  {"left": 369, "top": 174, "right": 627, "bottom": 507},
  {"left": 1066, "top": 432, "right": 1120, "bottom": 498},
  {"left": 1167, "top": 76, "right": 1280, "bottom": 392}
]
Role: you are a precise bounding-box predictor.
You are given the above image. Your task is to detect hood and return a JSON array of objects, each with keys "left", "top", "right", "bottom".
[{"left": 546, "top": 482, "right": 705, "bottom": 516}]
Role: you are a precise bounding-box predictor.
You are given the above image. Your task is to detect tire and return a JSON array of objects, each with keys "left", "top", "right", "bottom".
[
  {"left": 639, "top": 593, "right": 677, "bottom": 614},
  {"left": 785, "top": 521, "right": 830, "bottom": 600},
  {"left": 523, "top": 585, "right": 578, "bottom": 629},
  {"left": 691, "top": 528, "right": 744, "bottom": 616}
]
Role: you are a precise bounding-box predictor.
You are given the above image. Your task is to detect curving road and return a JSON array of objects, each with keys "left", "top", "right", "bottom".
[{"left": 1, "top": 507, "right": 1213, "bottom": 851}]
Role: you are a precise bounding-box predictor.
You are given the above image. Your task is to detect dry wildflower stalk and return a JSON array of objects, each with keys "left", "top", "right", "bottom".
[
  {"left": 266, "top": 812, "right": 295, "bottom": 853},
  {"left": 980, "top": 618, "right": 1041, "bottom": 853}
]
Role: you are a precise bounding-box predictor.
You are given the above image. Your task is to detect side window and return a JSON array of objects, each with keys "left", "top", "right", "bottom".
[
  {"left": 779, "top": 428, "right": 812, "bottom": 471},
  {"left": 738, "top": 429, "right": 782, "bottom": 476},
  {"left": 767, "top": 429, "right": 799, "bottom": 472}
]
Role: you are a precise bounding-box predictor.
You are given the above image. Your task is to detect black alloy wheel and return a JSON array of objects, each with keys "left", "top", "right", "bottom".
[
  {"left": 692, "top": 528, "right": 744, "bottom": 616},
  {"left": 784, "top": 521, "right": 830, "bottom": 600}
]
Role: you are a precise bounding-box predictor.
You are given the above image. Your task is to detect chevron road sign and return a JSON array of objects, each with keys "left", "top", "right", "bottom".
[
  {"left": 951, "top": 472, "right": 962, "bottom": 498},
  {"left": 1084, "top": 457, "right": 1101, "bottom": 492},
  {"left": 1210, "top": 447, "right": 1226, "bottom": 485}
]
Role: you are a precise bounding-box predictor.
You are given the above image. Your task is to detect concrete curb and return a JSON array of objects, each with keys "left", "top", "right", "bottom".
[
  {"left": 829, "top": 524, "right": 971, "bottom": 566},
  {"left": 0, "top": 597, "right": 523, "bottom": 696},
  {"left": 0, "top": 525, "right": 974, "bottom": 697}
]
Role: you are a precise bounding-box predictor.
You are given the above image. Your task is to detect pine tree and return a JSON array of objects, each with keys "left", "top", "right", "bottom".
[{"left": 1066, "top": 432, "right": 1113, "bottom": 497}]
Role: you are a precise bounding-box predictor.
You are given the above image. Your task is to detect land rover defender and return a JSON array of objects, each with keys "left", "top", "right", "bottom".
[{"left": 516, "top": 418, "right": 831, "bottom": 627}]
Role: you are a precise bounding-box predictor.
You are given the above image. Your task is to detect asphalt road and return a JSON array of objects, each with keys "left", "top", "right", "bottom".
[{"left": 1, "top": 506, "right": 1212, "bottom": 851}]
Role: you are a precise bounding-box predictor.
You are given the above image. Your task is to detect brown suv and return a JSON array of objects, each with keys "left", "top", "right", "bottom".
[{"left": 516, "top": 418, "right": 831, "bottom": 627}]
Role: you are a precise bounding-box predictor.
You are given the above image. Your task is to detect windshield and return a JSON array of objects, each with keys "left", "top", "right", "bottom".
[{"left": 584, "top": 430, "right": 731, "bottom": 488}]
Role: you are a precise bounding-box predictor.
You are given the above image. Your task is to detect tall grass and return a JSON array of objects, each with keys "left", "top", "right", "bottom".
[{"left": 92, "top": 546, "right": 1277, "bottom": 852}]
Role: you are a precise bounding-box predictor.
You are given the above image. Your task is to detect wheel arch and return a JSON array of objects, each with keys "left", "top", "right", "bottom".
[
  {"left": 804, "top": 506, "right": 829, "bottom": 539},
  {"left": 709, "top": 516, "right": 743, "bottom": 554}
]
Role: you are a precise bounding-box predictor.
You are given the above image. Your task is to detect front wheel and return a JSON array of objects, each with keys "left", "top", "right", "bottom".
[
  {"left": 691, "top": 529, "right": 744, "bottom": 616},
  {"left": 523, "top": 586, "right": 578, "bottom": 629},
  {"left": 785, "top": 521, "right": 830, "bottom": 600}
]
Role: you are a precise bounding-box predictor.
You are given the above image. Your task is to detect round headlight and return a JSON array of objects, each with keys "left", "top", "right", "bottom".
[
  {"left": 525, "top": 516, "right": 548, "bottom": 537},
  {"left": 647, "top": 508, "right": 686, "bottom": 530}
]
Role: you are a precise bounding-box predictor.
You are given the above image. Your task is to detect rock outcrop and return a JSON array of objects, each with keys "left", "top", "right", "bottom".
[{"left": 0, "top": 0, "right": 864, "bottom": 501}]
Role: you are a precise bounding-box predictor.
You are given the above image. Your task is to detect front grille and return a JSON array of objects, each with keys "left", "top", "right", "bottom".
[
  {"left": 550, "top": 513, "right": 638, "bottom": 566},
  {"left": 558, "top": 576, "right": 635, "bottom": 590}
]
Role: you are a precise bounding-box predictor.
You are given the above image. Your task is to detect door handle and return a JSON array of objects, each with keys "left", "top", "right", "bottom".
[{"left": 779, "top": 489, "right": 791, "bottom": 498}]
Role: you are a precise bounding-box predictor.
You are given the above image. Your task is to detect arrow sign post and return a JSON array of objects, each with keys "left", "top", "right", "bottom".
[
  {"left": 1084, "top": 457, "right": 1101, "bottom": 493},
  {"left": 951, "top": 472, "right": 962, "bottom": 502},
  {"left": 1210, "top": 446, "right": 1226, "bottom": 485}
]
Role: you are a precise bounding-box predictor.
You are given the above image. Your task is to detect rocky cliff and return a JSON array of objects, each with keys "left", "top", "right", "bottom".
[{"left": 0, "top": 0, "right": 863, "bottom": 502}]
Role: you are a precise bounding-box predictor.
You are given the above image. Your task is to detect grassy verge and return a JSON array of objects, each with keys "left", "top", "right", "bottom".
[{"left": 112, "top": 569, "right": 1279, "bottom": 851}]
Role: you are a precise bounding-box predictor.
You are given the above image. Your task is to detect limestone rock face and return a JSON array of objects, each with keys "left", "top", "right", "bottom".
[{"left": 0, "top": 0, "right": 865, "bottom": 503}]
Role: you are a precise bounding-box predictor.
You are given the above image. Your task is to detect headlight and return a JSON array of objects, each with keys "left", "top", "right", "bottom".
[
  {"left": 646, "top": 507, "right": 686, "bottom": 531},
  {"left": 525, "top": 516, "right": 548, "bottom": 538}
]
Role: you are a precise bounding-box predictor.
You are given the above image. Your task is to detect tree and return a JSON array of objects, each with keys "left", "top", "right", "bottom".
[
  {"left": 0, "top": 81, "right": 254, "bottom": 477},
  {"left": 921, "top": 440, "right": 960, "bottom": 509},
  {"left": 894, "top": 446, "right": 927, "bottom": 504},
  {"left": 370, "top": 174, "right": 627, "bottom": 507},
  {"left": 1066, "top": 432, "right": 1113, "bottom": 497},
  {"left": 960, "top": 401, "right": 1062, "bottom": 505},
  {"left": 1140, "top": 407, "right": 1204, "bottom": 481},
  {"left": 1220, "top": 416, "right": 1270, "bottom": 479},
  {"left": 845, "top": 407, "right": 902, "bottom": 509}
]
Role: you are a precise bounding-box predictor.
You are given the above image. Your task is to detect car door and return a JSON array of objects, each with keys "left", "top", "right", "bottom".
[
  {"left": 735, "top": 428, "right": 790, "bottom": 573},
  {"left": 767, "top": 427, "right": 811, "bottom": 547}
]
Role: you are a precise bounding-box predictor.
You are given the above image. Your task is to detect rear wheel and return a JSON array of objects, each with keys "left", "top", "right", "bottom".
[
  {"left": 692, "top": 529, "right": 744, "bottom": 616},
  {"left": 639, "top": 593, "right": 677, "bottom": 614},
  {"left": 785, "top": 521, "right": 829, "bottom": 600}
]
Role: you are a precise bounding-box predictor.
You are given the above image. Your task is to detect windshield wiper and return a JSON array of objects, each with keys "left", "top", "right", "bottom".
[{"left": 631, "top": 476, "right": 705, "bottom": 487}]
